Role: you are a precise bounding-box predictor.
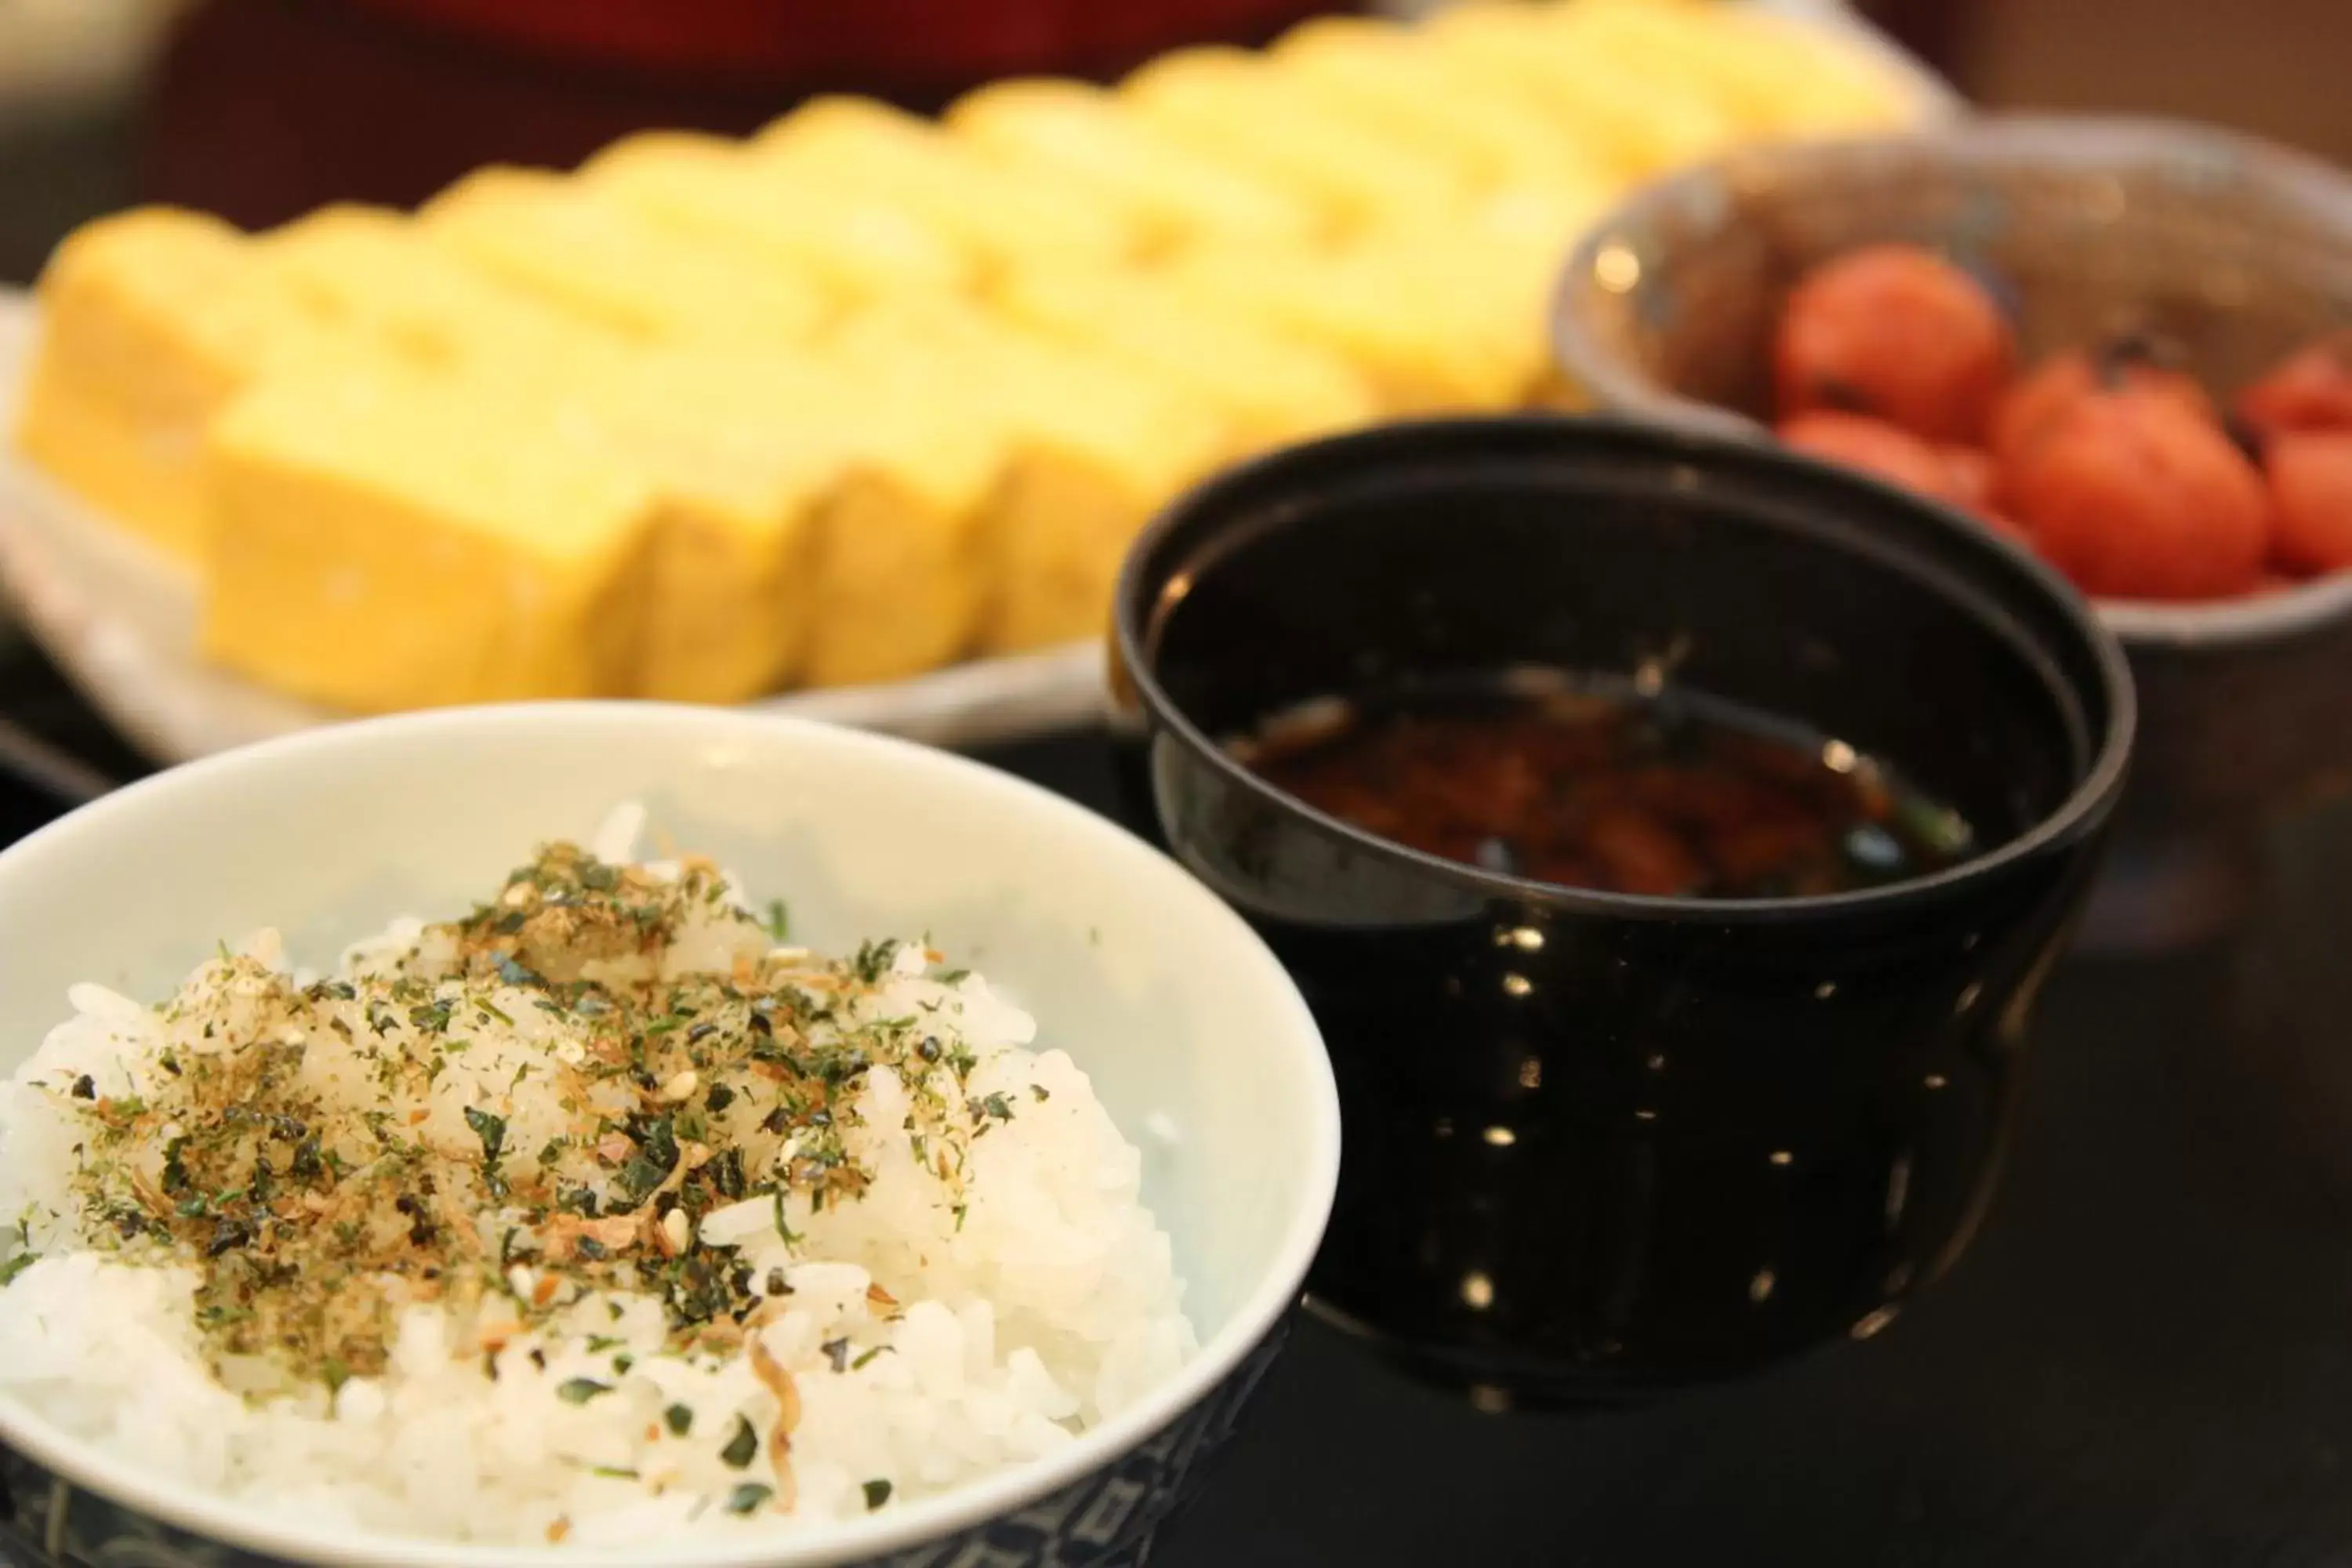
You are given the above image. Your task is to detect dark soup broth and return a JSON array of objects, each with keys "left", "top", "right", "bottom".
[{"left": 1232, "top": 673, "right": 1976, "bottom": 899}]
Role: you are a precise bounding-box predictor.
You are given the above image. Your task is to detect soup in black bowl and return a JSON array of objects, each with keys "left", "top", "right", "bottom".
[
  {"left": 1108, "top": 416, "right": 2133, "bottom": 1406},
  {"left": 1232, "top": 672, "right": 1979, "bottom": 900}
]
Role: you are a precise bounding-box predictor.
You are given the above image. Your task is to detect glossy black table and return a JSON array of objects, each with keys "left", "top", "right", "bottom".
[{"left": 2, "top": 622, "right": 2351, "bottom": 1566}]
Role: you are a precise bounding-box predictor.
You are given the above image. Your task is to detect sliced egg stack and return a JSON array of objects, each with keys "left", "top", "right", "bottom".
[{"left": 13, "top": 0, "right": 1924, "bottom": 713}]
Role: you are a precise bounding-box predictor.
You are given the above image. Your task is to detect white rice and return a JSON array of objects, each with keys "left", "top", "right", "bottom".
[{"left": 0, "top": 811, "right": 1193, "bottom": 1548}]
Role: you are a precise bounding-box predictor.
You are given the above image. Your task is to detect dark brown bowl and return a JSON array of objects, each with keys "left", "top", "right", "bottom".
[{"left": 1551, "top": 114, "right": 2352, "bottom": 952}]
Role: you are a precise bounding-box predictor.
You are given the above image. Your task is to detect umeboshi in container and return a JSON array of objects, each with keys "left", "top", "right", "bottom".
[
  {"left": 1774, "top": 244, "right": 2015, "bottom": 444},
  {"left": 1778, "top": 411, "right": 1966, "bottom": 499},
  {"left": 2001, "top": 386, "right": 2271, "bottom": 601},
  {"left": 1989, "top": 343, "right": 2216, "bottom": 469},
  {"left": 2238, "top": 334, "right": 2352, "bottom": 442},
  {"left": 2265, "top": 430, "right": 2352, "bottom": 575}
]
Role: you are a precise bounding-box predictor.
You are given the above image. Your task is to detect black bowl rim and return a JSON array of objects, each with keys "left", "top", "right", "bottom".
[
  {"left": 1548, "top": 110, "right": 2352, "bottom": 649},
  {"left": 1112, "top": 413, "right": 2137, "bottom": 925}
]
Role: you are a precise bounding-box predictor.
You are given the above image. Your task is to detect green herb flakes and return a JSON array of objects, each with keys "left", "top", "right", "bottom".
[
  {"left": 719, "top": 1414, "right": 759, "bottom": 1468},
  {"left": 40, "top": 838, "right": 1026, "bottom": 1413},
  {"left": 463, "top": 1106, "right": 509, "bottom": 1197}
]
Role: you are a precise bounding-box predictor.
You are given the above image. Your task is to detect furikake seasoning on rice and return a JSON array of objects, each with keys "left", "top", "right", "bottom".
[{"left": 0, "top": 823, "right": 1192, "bottom": 1546}]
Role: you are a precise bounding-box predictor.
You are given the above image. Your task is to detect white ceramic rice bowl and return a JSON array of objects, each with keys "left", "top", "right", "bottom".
[{"left": 0, "top": 702, "right": 1340, "bottom": 1568}]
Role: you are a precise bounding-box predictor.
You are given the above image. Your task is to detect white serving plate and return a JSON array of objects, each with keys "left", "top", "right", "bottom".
[
  {"left": 0, "top": 6, "right": 1957, "bottom": 768},
  {"left": 0, "top": 292, "right": 1109, "bottom": 763}
]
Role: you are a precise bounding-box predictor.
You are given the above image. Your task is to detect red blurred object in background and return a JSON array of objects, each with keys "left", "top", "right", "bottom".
[
  {"left": 141, "top": 0, "right": 1344, "bottom": 231},
  {"left": 343, "top": 0, "right": 1341, "bottom": 82}
]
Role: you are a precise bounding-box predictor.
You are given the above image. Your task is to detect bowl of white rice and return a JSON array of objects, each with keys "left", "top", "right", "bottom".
[{"left": 0, "top": 702, "right": 1340, "bottom": 1568}]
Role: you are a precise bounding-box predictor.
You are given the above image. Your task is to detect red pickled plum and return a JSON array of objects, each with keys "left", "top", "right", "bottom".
[{"left": 1774, "top": 244, "right": 2015, "bottom": 444}]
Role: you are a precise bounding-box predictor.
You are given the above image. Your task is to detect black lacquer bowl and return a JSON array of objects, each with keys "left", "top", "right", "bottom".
[
  {"left": 1109, "top": 416, "right": 2134, "bottom": 1406},
  {"left": 1552, "top": 116, "right": 2352, "bottom": 953}
]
